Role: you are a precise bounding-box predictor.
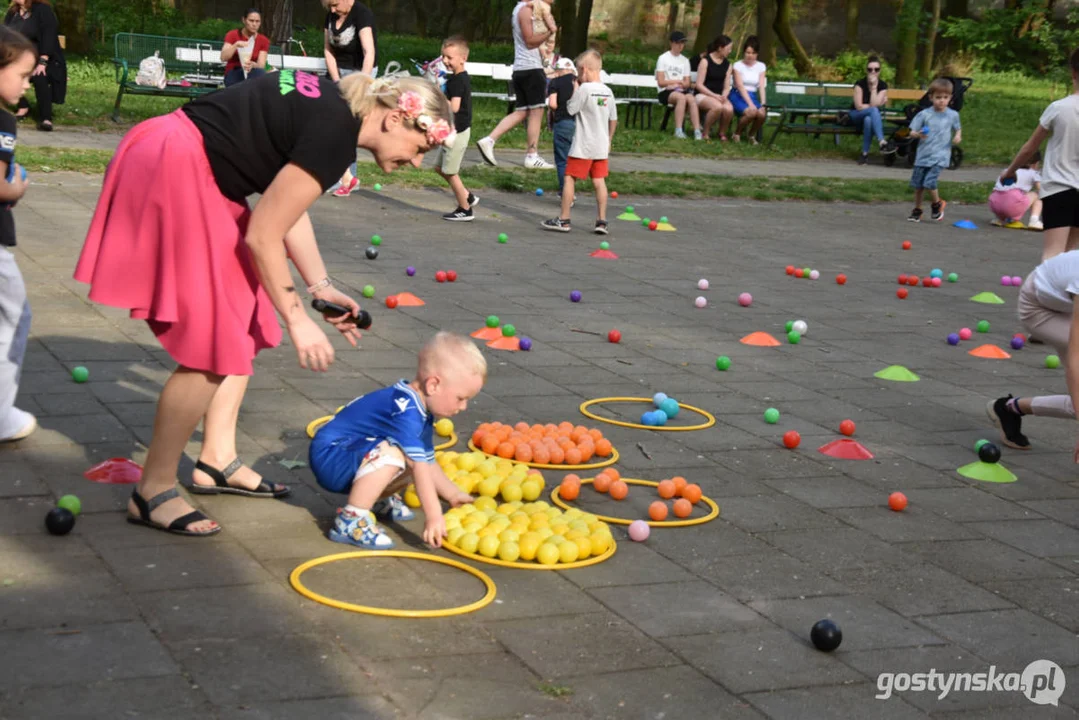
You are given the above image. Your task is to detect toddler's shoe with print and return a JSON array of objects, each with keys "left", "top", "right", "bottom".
[
  {"left": 931, "top": 200, "right": 947, "bottom": 222},
  {"left": 907, "top": 207, "right": 923, "bottom": 223},
  {"left": 373, "top": 493, "right": 416, "bottom": 522},
  {"left": 329, "top": 507, "right": 394, "bottom": 549}
]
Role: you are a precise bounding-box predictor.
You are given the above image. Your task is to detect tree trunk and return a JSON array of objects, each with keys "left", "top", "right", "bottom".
[
  {"left": 845, "top": 0, "right": 860, "bottom": 50},
  {"left": 693, "top": 0, "right": 731, "bottom": 57},
  {"left": 571, "top": 0, "right": 594, "bottom": 57},
  {"left": 53, "top": 0, "right": 91, "bottom": 54},
  {"left": 773, "top": 0, "right": 812, "bottom": 76},
  {"left": 665, "top": 1, "right": 680, "bottom": 38},
  {"left": 263, "top": 0, "right": 294, "bottom": 44},
  {"left": 558, "top": 0, "right": 579, "bottom": 58},
  {"left": 756, "top": 0, "right": 777, "bottom": 66},
  {"left": 895, "top": 0, "right": 920, "bottom": 86},
  {"left": 919, "top": 0, "right": 941, "bottom": 80},
  {"left": 413, "top": 0, "right": 428, "bottom": 38},
  {"left": 441, "top": 0, "right": 457, "bottom": 39}
]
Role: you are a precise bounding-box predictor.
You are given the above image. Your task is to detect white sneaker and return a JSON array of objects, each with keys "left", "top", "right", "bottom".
[
  {"left": 524, "top": 154, "right": 553, "bottom": 169},
  {"left": 1029, "top": 219, "right": 1044, "bottom": 231},
  {"left": 674, "top": 128, "right": 687, "bottom": 139},
  {"left": 477, "top": 136, "right": 497, "bottom": 166},
  {"left": 694, "top": 129, "right": 703, "bottom": 140},
  {"left": 0, "top": 409, "right": 36, "bottom": 443}
]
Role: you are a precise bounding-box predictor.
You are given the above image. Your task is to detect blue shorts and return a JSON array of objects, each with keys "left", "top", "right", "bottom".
[
  {"left": 731, "top": 91, "right": 760, "bottom": 116},
  {"left": 910, "top": 165, "right": 945, "bottom": 190}
]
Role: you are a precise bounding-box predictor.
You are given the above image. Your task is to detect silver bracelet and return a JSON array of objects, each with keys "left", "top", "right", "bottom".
[{"left": 306, "top": 277, "right": 332, "bottom": 294}]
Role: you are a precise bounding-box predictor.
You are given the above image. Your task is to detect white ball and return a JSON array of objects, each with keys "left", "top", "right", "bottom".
[
  {"left": 695, "top": 296, "right": 707, "bottom": 308},
  {"left": 792, "top": 320, "right": 808, "bottom": 335},
  {"left": 809, "top": 270, "right": 820, "bottom": 280},
  {"left": 697, "top": 279, "right": 709, "bottom": 290}
]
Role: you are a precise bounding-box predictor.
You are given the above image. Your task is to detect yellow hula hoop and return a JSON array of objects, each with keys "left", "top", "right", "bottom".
[
  {"left": 441, "top": 536, "right": 617, "bottom": 570},
  {"left": 550, "top": 478, "right": 720, "bottom": 527},
  {"left": 466, "top": 440, "right": 619, "bottom": 471},
  {"left": 579, "top": 397, "right": 717, "bottom": 432},
  {"left": 434, "top": 432, "right": 458, "bottom": 451},
  {"left": 289, "top": 550, "right": 496, "bottom": 617}
]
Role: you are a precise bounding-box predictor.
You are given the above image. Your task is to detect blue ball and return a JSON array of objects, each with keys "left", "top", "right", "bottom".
[
  {"left": 653, "top": 409, "right": 668, "bottom": 426},
  {"left": 930, "top": 268, "right": 943, "bottom": 279},
  {"left": 640, "top": 411, "right": 656, "bottom": 426},
  {"left": 653, "top": 392, "right": 668, "bottom": 407},
  {"left": 659, "top": 398, "right": 680, "bottom": 418},
  {"left": 947, "top": 333, "right": 960, "bottom": 345},
  {"left": 536, "top": 188, "right": 544, "bottom": 196}
]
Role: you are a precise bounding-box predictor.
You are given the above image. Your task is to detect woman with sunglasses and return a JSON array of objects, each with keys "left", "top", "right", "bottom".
[{"left": 849, "top": 56, "right": 896, "bottom": 165}]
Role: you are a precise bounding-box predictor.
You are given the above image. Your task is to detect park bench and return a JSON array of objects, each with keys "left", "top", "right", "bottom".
[{"left": 765, "top": 82, "right": 927, "bottom": 148}]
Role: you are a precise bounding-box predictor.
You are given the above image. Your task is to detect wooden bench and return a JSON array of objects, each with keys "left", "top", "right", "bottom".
[{"left": 766, "top": 82, "right": 926, "bottom": 148}]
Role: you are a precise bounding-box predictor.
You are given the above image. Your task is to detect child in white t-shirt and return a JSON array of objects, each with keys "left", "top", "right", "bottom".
[
  {"left": 541, "top": 50, "right": 617, "bottom": 235},
  {"left": 999, "top": 48, "right": 1079, "bottom": 261},
  {"left": 655, "top": 31, "right": 701, "bottom": 140},
  {"left": 989, "top": 152, "right": 1042, "bottom": 229}
]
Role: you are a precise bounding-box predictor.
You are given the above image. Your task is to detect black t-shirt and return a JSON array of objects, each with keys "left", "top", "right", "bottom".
[
  {"left": 443, "top": 71, "right": 472, "bottom": 132},
  {"left": 853, "top": 77, "right": 888, "bottom": 108},
  {"left": 701, "top": 56, "right": 729, "bottom": 95},
  {"left": 0, "top": 110, "right": 16, "bottom": 247},
  {"left": 182, "top": 70, "right": 361, "bottom": 202},
  {"left": 549, "top": 74, "right": 575, "bottom": 124},
  {"left": 326, "top": 2, "right": 376, "bottom": 71}
]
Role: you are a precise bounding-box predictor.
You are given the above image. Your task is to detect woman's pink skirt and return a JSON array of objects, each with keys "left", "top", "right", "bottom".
[
  {"left": 74, "top": 110, "right": 281, "bottom": 376},
  {"left": 988, "top": 188, "right": 1032, "bottom": 223}
]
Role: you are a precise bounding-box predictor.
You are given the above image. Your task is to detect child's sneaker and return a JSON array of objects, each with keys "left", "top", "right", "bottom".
[
  {"left": 594, "top": 220, "right": 609, "bottom": 235},
  {"left": 443, "top": 207, "right": 474, "bottom": 222},
  {"left": 1029, "top": 218, "right": 1044, "bottom": 231},
  {"left": 987, "top": 396, "right": 1030, "bottom": 450},
  {"left": 858, "top": 153, "right": 869, "bottom": 165},
  {"left": 329, "top": 507, "right": 394, "bottom": 549},
  {"left": 931, "top": 200, "right": 947, "bottom": 221},
  {"left": 467, "top": 192, "right": 480, "bottom": 208},
  {"left": 542, "top": 217, "right": 571, "bottom": 233},
  {"left": 332, "top": 177, "right": 359, "bottom": 197},
  {"left": 373, "top": 493, "right": 416, "bottom": 522},
  {"left": 907, "top": 208, "right": 923, "bottom": 223}
]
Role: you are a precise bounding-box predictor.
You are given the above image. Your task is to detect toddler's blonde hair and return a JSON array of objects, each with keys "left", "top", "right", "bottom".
[{"left": 418, "top": 332, "right": 488, "bottom": 382}]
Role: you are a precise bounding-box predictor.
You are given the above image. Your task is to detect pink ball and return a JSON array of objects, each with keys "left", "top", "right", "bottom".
[
  {"left": 695, "top": 296, "right": 707, "bottom": 308},
  {"left": 628, "top": 520, "right": 651, "bottom": 542},
  {"left": 738, "top": 292, "right": 753, "bottom": 307},
  {"left": 959, "top": 327, "right": 973, "bottom": 340},
  {"left": 1001, "top": 276, "right": 1012, "bottom": 286},
  {"left": 809, "top": 270, "right": 820, "bottom": 280},
  {"left": 1011, "top": 276, "right": 1022, "bottom": 286},
  {"left": 931, "top": 277, "right": 942, "bottom": 287},
  {"left": 698, "top": 279, "right": 709, "bottom": 290}
]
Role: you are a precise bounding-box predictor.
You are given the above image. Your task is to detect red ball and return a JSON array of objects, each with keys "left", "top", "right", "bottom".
[
  {"left": 898, "top": 274, "right": 908, "bottom": 285},
  {"left": 385, "top": 295, "right": 399, "bottom": 309},
  {"left": 648, "top": 221, "right": 658, "bottom": 231},
  {"left": 794, "top": 268, "right": 804, "bottom": 278},
  {"left": 611, "top": 191, "right": 619, "bottom": 199},
  {"left": 435, "top": 271, "right": 447, "bottom": 283},
  {"left": 907, "top": 276, "right": 919, "bottom": 286},
  {"left": 902, "top": 241, "right": 912, "bottom": 250},
  {"left": 839, "top": 419, "right": 856, "bottom": 436},
  {"left": 786, "top": 265, "right": 795, "bottom": 275},
  {"left": 836, "top": 274, "right": 847, "bottom": 285},
  {"left": 782, "top": 430, "right": 801, "bottom": 449},
  {"left": 446, "top": 270, "right": 458, "bottom": 282},
  {"left": 922, "top": 276, "right": 933, "bottom": 287},
  {"left": 897, "top": 288, "right": 909, "bottom": 299},
  {"left": 608, "top": 329, "right": 622, "bottom": 343},
  {"left": 888, "top": 491, "right": 908, "bottom": 511}
]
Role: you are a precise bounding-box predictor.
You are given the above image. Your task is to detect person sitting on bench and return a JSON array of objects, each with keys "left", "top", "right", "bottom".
[
  {"left": 221, "top": 8, "right": 269, "bottom": 88},
  {"left": 655, "top": 31, "right": 701, "bottom": 140}
]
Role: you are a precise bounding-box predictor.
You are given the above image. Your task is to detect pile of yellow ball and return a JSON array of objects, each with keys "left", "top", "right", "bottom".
[
  {"left": 404, "top": 450, "right": 547, "bottom": 507},
  {"left": 444, "top": 498, "right": 613, "bottom": 565}
]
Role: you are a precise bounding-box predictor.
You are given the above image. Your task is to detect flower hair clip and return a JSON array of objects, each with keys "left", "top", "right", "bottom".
[{"left": 397, "top": 91, "right": 454, "bottom": 147}]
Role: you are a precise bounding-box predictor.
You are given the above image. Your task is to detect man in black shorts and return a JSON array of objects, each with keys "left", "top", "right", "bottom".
[{"left": 475, "top": 0, "right": 555, "bottom": 169}]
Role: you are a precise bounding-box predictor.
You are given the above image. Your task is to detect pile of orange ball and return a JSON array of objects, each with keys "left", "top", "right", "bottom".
[
  {"left": 648, "top": 476, "right": 702, "bottom": 520},
  {"left": 472, "top": 421, "right": 614, "bottom": 466},
  {"left": 559, "top": 468, "right": 627, "bottom": 501}
]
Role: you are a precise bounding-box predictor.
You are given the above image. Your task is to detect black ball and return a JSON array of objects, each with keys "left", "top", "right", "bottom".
[
  {"left": 810, "top": 619, "right": 842, "bottom": 652},
  {"left": 45, "top": 507, "right": 75, "bottom": 536},
  {"left": 365, "top": 247, "right": 379, "bottom": 260},
  {"left": 978, "top": 442, "right": 1001, "bottom": 463}
]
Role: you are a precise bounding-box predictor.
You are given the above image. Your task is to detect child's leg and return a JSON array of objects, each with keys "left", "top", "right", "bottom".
[
  {"left": 593, "top": 176, "right": 608, "bottom": 221},
  {"left": 913, "top": 188, "right": 924, "bottom": 209},
  {"left": 561, "top": 176, "right": 575, "bottom": 219},
  {"left": 688, "top": 95, "right": 701, "bottom": 131},
  {"left": 1027, "top": 192, "right": 1042, "bottom": 223},
  {"left": 346, "top": 444, "right": 409, "bottom": 510},
  {"left": 670, "top": 94, "right": 687, "bottom": 132},
  {"left": 929, "top": 189, "right": 941, "bottom": 204},
  {"left": 441, "top": 171, "right": 470, "bottom": 209}
]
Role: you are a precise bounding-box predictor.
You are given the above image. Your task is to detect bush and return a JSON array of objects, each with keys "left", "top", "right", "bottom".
[{"left": 941, "top": 4, "right": 1079, "bottom": 79}]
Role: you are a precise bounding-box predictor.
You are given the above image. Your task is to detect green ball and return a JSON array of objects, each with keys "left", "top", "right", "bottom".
[
  {"left": 974, "top": 438, "right": 990, "bottom": 452},
  {"left": 600, "top": 241, "right": 610, "bottom": 250},
  {"left": 976, "top": 320, "right": 990, "bottom": 333},
  {"left": 764, "top": 408, "right": 780, "bottom": 424},
  {"left": 498, "top": 233, "right": 508, "bottom": 243},
  {"left": 71, "top": 366, "right": 89, "bottom": 383},
  {"left": 785, "top": 320, "right": 794, "bottom": 332},
  {"left": 626, "top": 206, "right": 634, "bottom": 212},
  {"left": 787, "top": 330, "right": 801, "bottom": 344},
  {"left": 57, "top": 495, "right": 81, "bottom": 516},
  {"left": 362, "top": 285, "right": 375, "bottom": 298},
  {"left": 486, "top": 315, "right": 500, "bottom": 328},
  {"left": 642, "top": 218, "right": 651, "bottom": 227},
  {"left": 660, "top": 216, "right": 668, "bottom": 223},
  {"left": 716, "top": 355, "right": 731, "bottom": 371},
  {"left": 1046, "top": 354, "right": 1061, "bottom": 369},
  {"left": 947, "top": 272, "right": 958, "bottom": 283},
  {"left": 803, "top": 267, "right": 812, "bottom": 276},
  {"left": 373, "top": 183, "right": 382, "bottom": 191},
  {"left": 502, "top": 324, "right": 516, "bottom": 337},
  {"left": 371, "top": 235, "right": 382, "bottom": 246}
]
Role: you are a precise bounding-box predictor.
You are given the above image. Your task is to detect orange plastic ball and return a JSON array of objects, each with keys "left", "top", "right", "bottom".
[
  {"left": 560, "top": 479, "right": 580, "bottom": 501},
  {"left": 682, "top": 483, "right": 702, "bottom": 504},
  {"left": 888, "top": 491, "right": 908, "bottom": 511},
  {"left": 657, "top": 480, "right": 676, "bottom": 499},
  {"left": 609, "top": 480, "right": 629, "bottom": 500},
  {"left": 564, "top": 447, "right": 583, "bottom": 465},
  {"left": 671, "top": 476, "right": 688, "bottom": 496},
  {"left": 497, "top": 441, "right": 516, "bottom": 459},
  {"left": 481, "top": 436, "right": 500, "bottom": 455},
  {"left": 532, "top": 446, "right": 551, "bottom": 464},
  {"left": 514, "top": 444, "right": 533, "bottom": 463},
  {"left": 563, "top": 473, "right": 580, "bottom": 484},
  {"left": 648, "top": 501, "right": 669, "bottom": 521},
  {"left": 604, "top": 468, "right": 620, "bottom": 481},
  {"left": 593, "top": 474, "right": 613, "bottom": 493},
  {"left": 594, "top": 438, "right": 613, "bottom": 457},
  {"left": 547, "top": 445, "right": 565, "bottom": 464},
  {"left": 672, "top": 498, "right": 693, "bottom": 518}
]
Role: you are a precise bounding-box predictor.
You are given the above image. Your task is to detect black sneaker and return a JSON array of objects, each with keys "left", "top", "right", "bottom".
[
  {"left": 881, "top": 140, "right": 897, "bottom": 154},
  {"left": 907, "top": 208, "right": 923, "bottom": 223},
  {"left": 858, "top": 153, "right": 869, "bottom": 165},
  {"left": 442, "top": 207, "right": 474, "bottom": 222},
  {"left": 467, "top": 192, "right": 480, "bottom": 208},
  {"left": 987, "top": 395, "right": 1030, "bottom": 450},
  {"left": 931, "top": 200, "right": 947, "bottom": 222},
  {"left": 594, "top": 220, "right": 609, "bottom": 235},
  {"left": 541, "top": 217, "right": 571, "bottom": 233}
]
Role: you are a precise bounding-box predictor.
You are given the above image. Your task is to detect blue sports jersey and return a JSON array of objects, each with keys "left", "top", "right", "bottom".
[{"left": 309, "top": 380, "right": 435, "bottom": 493}]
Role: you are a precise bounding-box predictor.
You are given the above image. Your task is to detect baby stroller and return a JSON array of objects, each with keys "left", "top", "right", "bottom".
[{"left": 884, "top": 76, "right": 973, "bottom": 170}]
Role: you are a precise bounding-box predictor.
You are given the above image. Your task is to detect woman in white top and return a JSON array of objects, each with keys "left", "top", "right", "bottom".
[{"left": 730, "top": 36, "right": 767, "bottom": 144}]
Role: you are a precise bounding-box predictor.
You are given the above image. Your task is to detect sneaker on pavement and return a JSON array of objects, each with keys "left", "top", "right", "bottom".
[
  {"left": 1028, "top": 219, "right": 1044, "bottom": 231},
  {"left": 881, "top": 140, "right": 898, "bottom": 154},
  {"left": 931, "top": 200, "right": 947, "bottom": 222},
  {"left": 524, "top": 154, "right": 553, "bottom": 169},
  {"left": 477, "top": 136, "right": 497, "bottom": 166},
  {"left": 907, "top": 207, "right": 923, "bottom": 223},
  {"left": 328, "top": 508, "right": 395, "bottom": 549},
  {"left": 0, "top": 409, "right": 36, "bottom": 443},
  {"left": 467, "top": 192, "right": 480, "bottom": 208},
  {"left": 987, "top": 396, "right": 1030, "bottom": 450},
  {"left": 594, "top": 220, "right": 609, "bottom": 235},
  {"left": 442, "top": 207, "right": 474, "bottom": 222},
  {"left": 331, "top": 177, "right": 359, "bottom": 197},
  {"left": 373, "top": 493, "right": 416, "bottom": 522},
  {"left": 541, "top": 217, "right": 571, "bottom": 233}
]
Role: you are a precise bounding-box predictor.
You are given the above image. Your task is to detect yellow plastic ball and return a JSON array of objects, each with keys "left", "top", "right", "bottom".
[
  {"left": 458, "top": 532, "right": 480, "bottom": 553},
  {"left": 589, "top": 532, "right": 610, "bottom": 556},
  {"left": 477, "top": 477, "right": 501, "bottom": 498},
  {"left": 435, "top": 418, "right": 454, "bottom": 437},
  {"left": 518, "top": 533, "right": 541, "bottom": 561},
  {"left": 558, "top": 541, "right": 580, "bottom": 564},
  {"left": 497, "top": 541, "right": 521, "bottom": 562},
  {"left": 574, "top": 536, "right": 592, "bottom": 560},
  {"left": 520, "top": 480, "right": 541, "bottom": 501},
  {"left": 536, "top": 543, "right": 560, "bottom": 565},
  {"left": 500, "top": 483, "right": 524, "bottom": 503},
  {"left": 498, "top": 528, "right": 520, "bottom": 544},
  {"left": 477, "top": 535, "right": 501, "bottom": 558},
  {"left": 404, "top": 487, "right": 421, "bottom": 508},
  {"left": 447, "top": 527, "right": 466, "bottom": 545},
  {"left": 472, "top": 496, "right": 497, "bottom": 513}
]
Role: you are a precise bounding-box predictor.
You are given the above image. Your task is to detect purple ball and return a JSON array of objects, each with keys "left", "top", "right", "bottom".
[
  {"left": 947, "top": 333, "right": 960, "bottom": 345},
  {"left": 570, "top": 291, "right": 582, "bottom": 303},
  {"left": 1011, "top": 276, "right": 1022, "bottom": 286},
  {"left": 406, "top": 266, "right": 416, "bottom": 277},
  {"left": 1000, "top": 276, "right": 1012, "bottom": 286},
  {"left": 519, "top": 336, "right": 533, "bottom": 351},
  {"left": 1011, "top": 336, "right": 1024, "bottom": 350}
]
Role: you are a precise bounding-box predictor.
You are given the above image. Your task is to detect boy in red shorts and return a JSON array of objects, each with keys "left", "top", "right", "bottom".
[{"left": 541, "top": 49, "right": 617, "bottom": 235}]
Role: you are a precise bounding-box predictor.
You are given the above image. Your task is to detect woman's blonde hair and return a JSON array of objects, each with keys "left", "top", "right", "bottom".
[{"left": 338, "top": 74, "right": 452, "bottom": 140}]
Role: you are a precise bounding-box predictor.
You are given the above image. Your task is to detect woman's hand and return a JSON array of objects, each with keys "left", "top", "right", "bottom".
[
  {"left": 31, "top": 62, "right": 45, "bottom": 77},
  {"left": 314, "top": 286, "right": 364, "bottom": 346},
  {"left": 241, "top": 59, "right": 254, "bottom": 72},
  {"left": 287, "top": 315, "right": 336, "bottom": 371}
]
